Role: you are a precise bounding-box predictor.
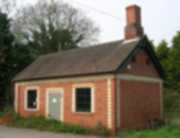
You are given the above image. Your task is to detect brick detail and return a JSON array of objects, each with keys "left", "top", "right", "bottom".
[
  {"left": 123, "top": 50, "right": 160, "bottom": 77},
  {"left": 16, "top": 79, "right": 116, "bottom": 131},
  {"left": 125, "top": 5, "right": 144, "bottom": 40},
  {"left": 120, "top": 80, "right": 161, "bottom": 129}
]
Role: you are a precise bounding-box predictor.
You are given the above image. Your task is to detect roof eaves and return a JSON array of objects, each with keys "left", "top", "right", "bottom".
[{"left": 13, "top": 71, "right": 115, "bottom": 83}]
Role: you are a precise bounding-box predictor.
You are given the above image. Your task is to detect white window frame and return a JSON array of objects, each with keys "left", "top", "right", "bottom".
[
  {"left": 24, "top": 86, "right": 40, "bottom": 112},
  {"left": 72, "top": 84, "right": 95, "bottom": 113}
]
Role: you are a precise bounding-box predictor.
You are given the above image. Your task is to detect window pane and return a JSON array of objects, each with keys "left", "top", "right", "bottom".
[
  {"left": 76, "top": 88, "right": 91, "bottom": 112},
  {"left": 27, "top": 90, "right": 37, "bottom": 109}
]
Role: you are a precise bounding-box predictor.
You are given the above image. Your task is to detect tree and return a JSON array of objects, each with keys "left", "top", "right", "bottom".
[
  {"left": 156, "top": 32, "right": 180, "bottom": 114},
  {"left": 0, "top": 12, "right": 14, "bottom": 105},
  {"left": 170, "top": 31, "right": 180, "bottom": 89},
  {"left": 0, "top": 0, "right": 99, "bottom": 106},
  {"left": 156, "top": 40, "right": 171, "bottom": 87},
  {"left": 156, "top": 31, "right": 180, "bottom": 89},
  {"left": 156, "top": 40, "right": 169, "bottom": 62},
  {"left": 0, "top": 11, "right": 32, "bottom": 106},
  {"left": 12, "top": 0, "right": 99, "bottom": 58}
]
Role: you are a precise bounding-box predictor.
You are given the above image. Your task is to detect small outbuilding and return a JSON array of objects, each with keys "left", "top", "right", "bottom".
[{"left": 13, "top": 5, "right": 164, "bottom": 133}]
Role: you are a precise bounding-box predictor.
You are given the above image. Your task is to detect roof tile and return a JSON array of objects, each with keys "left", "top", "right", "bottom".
[{"left": 14, "top": 39, "right": 139, "bottom": 81}]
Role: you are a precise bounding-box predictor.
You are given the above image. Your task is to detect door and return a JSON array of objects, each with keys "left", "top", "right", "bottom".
[{"left": 48, "top": 90, "right": 63, "bottom": 121}]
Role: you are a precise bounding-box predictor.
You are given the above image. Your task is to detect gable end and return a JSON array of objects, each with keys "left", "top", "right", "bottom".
[{"left": 116, "top": 36, "right": 164, "bottom": 78}]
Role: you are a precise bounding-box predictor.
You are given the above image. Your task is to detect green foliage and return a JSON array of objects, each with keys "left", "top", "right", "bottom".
[
  {"left": 156, "top": 40, "right": 169, "bottom": 61},
  {"left": 9, "top": 115, "right": 91, "bottom": 135},
  {"left": 12, "top": 0, "right": 99, "bottom": 58},
  {"left": 169, "top": 31, "right": 180, "bottom": 89},
  {"left": 155, "top": 31, "right": 180, "bottom": 118},
  {"left": 119, "top": 124, "right": 180, "bottom": 138},
  {"left": 0, "top": 12, "right": 15, "bottom": 104},
  {"left": 0, "top": 11, "right": 33, "bottom": 105},
  {"left": 156, "top": 31, "right": 180, "bottom": 89},
  {"left": 28, "top": 28, "right": 78, "bottom": 57},
  {"left": 164, "top": 89, "right": 180, "bottom": 118},
  {"left": 0, "top": 106, "right": 13, "bottom": 117},
  {"left": 155, "top": 40, "right": 171, "bottom": 87},
  {"left": 0, "top": 108, "right": 109, "bottom": 136}
]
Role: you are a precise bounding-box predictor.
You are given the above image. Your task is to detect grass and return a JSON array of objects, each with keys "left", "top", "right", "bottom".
[
  {"left": 0, "top": 107, "right": 109, "bottom": 136},
  {"left": 2, "top": 106, "right": 180, "bottom": 138},
  {"left": 8, "top": 114, "right": 92, "bottom": 135},
  {"left": 4, "top": 113, "right": 180, "bottom": 138},
  {"left": 119, "top": 124, "right": 180, "bottom": 138}
]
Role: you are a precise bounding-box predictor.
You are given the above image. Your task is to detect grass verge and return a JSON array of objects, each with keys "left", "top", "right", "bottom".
[{"left": 119, "top": 124, "right": 180, "bottom": 138}]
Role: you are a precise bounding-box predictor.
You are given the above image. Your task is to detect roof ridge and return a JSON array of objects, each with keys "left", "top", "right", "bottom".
[{"left": 90, "top": 39, "right": 123, "bottom": 47}]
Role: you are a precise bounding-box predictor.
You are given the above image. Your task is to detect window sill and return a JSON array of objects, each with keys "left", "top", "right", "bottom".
[
  {"left": 72, "top": 112, "right": 94, "bottom": 116},
  {"left": 25, "top": 108, "right": 39, "bottom": 112}
]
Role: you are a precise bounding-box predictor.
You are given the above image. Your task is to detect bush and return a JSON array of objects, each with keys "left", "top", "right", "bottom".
[
  {"left": 0, "top": 106, "right": 13, "bottom": 117},
  {"left": 164, "top": 88, "right": 180, "bottom": 118},
  {"left": 148, "top": 119, "right": 165, "bottom": 129},
  {"left": 94, "top": 122, "right": 109, "bottom": 136},
  {"left": 9, "top": 114, "right": 91, "bottom": 135}
]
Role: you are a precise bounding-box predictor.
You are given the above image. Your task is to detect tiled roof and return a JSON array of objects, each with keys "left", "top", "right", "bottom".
[{"left": 14, "top": 39, "right": 140, "bottom": 81}]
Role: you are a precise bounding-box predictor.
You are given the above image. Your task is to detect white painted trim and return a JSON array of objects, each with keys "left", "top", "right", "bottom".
[
  {"left": 118, "top": 74, "right": 162, "bottom": 83},
  {"left": 15, "top": 75, "right": 115, "bottom": 86},
  {"left": 107, "top": 78, "right": 112, "bottom": 129},
  {"left": 72, "top": 83, "right": 95, "bottom": 113},
  {"left": 72, "top": 87, "right": 75, "bottom": 113},
  {"left": 92, "top": 87, "right": 95, "bottom": 113},
  {"left": 14, "top": 84, "right": 19, "bottom": 113},
  {"left": 122, "top": 37, "right": 140, "bottom": 44},
  {"left": 24, "top": 86, "right": 40, "bottom": 112},
  {"left": 46, "top": 88, "right": 64, "bottom": 121},
  {"left": 116, "top": 78, "right": 121, "bottom": 128}
]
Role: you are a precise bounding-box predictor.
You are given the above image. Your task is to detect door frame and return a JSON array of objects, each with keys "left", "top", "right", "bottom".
[{"left": 46, "top": 88, "right": 64, "bottom": 121}]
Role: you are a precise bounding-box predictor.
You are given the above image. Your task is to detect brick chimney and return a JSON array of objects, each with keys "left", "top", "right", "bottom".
[{"left": 125, "top": 5, "right": 144, "bottom": 40}]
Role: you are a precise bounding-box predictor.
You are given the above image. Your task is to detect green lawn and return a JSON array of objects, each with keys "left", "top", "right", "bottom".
[{"left": 120, "top": 124, "right": 180, "bottom": 138}]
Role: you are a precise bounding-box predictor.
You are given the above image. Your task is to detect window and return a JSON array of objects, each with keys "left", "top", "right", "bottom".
[
  {"left": 75, "top": 88, "right": 91, "bottom": 112},
  {"left": 27, "top": 89, "right": 37, "bottom": 109}
]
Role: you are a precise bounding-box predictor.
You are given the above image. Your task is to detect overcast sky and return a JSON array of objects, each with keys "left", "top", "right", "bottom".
[{"left": 16, "top": 0, "right": 180, "bottom": 45}]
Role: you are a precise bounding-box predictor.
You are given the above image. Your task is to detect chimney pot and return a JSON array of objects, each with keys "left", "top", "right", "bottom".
[{"left": 125, "top": 5, "right": 144, "bottom": 40}]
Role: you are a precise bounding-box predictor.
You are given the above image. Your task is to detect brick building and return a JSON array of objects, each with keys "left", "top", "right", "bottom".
[{"left": 13, "top": 5, "right": 164, "bottom": 133}]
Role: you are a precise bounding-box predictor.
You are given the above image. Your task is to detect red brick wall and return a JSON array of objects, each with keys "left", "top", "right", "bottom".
[
  {"left": 118, "top": 49, "right": 162, "bottom": 129},
  {"left": 119, "top": 80, "right": 161, "bottom": 129},
  {"left": 123, "top": 50, "right": 160, "bottom": 78},
  {"left": 16, "top": 78, "right": 116, "bottom": 131}
]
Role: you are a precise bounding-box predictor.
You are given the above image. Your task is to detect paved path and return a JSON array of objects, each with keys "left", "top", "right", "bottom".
[{"left": 0, "top": 126, "right": 102, "bottom": 138}]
